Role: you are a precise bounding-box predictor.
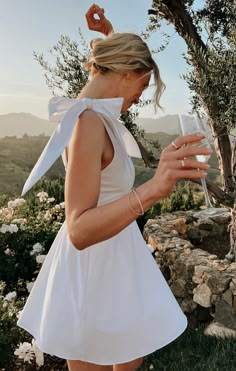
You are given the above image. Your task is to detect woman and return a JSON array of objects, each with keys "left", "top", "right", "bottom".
[{"left": 17, "top": 5, "right": 212, "bottom": 371}]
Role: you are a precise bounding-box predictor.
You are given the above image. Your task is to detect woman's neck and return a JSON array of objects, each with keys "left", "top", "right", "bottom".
[{"left": 77, "top": 73, "right": 121, "bottom": 100}]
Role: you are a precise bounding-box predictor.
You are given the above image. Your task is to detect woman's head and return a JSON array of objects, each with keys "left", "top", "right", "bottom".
[{"left": 84, "top": 33, "right": 165, "bottom": 112}]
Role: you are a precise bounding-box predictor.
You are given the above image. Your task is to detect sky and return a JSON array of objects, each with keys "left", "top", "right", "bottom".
[{"left": 0, "top": 0, "right": 203, "bottom": 119}]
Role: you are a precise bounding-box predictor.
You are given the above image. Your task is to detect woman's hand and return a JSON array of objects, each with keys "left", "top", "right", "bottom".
[
  {"left": 152, "top": 133, "right": 213, "bottom": 199},
  {"left": 85, "top": 4, "right": 114, "bottom": 36}
]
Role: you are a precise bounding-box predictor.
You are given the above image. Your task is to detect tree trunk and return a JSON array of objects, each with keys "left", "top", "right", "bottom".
[{"left": 208, "top": 119, "right": 235, "bottom": 193}]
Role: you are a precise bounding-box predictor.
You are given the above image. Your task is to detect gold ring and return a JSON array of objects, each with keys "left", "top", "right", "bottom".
[
  {"left": 171, "top": 141, "right": 179, "bottom": 150},
  {"left": 181, "top": 159, "right": 185, "bottom": 167}
]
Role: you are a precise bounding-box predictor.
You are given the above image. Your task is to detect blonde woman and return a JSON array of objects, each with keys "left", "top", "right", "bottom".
[{"left": 17, "top": 5, "right": 212, "bottom": 371}]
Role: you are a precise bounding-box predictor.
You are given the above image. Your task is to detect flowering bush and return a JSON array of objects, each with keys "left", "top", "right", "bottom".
[{"left": 0, "top": 189, "right": 66, "bottom": 369}]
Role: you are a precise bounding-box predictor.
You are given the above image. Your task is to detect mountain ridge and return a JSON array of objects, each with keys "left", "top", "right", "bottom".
[{"left": 0, "top": 112, "right": 179, "bottom": 137}]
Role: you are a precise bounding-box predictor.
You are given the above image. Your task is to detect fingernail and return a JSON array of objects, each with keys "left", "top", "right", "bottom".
[
  {"left": 206, "top": 149, "right": 213, "bottom": 153},
  {"left": 195, "top": 133, "right": 205, "bottom": 137}
]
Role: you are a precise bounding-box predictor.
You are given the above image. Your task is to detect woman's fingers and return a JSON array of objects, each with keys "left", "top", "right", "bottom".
[
  {"left": 86, "top": 4, "right": 103, "bottom": 27},
  {"left": 175, "top": 170, "right": 207, "bottom": 179},
  {"left": 169, "top": 133, "right": 205, "bottom": 151},
  {"left": 177, "top": 145, "right": 212, "bottom": 159},
  {"left": 173, "top": 159, "right": 210, "bottom": 170}
]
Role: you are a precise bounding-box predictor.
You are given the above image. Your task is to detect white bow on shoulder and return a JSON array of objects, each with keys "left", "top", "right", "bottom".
[{"left": 21, "top": 96, "right": 142, "bottom": 196}]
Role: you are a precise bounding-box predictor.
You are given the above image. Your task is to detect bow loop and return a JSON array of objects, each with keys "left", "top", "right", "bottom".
[{"left": 21, "top": 97, "right": 124, "bottom": 196}]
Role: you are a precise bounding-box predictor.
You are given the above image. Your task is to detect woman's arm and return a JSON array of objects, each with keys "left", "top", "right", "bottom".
[{"left": 65, "top": 111, "right": 211, "bottom": 251}]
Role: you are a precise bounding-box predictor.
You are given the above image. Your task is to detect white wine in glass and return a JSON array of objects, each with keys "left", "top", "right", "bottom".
[{"left": 178, "top": 114, "right": 229, "bottom": 217}]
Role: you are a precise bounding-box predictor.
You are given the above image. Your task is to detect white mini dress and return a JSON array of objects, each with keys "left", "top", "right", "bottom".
[{"left": 17, "top": 97, "right": 188, "bottom": 365}]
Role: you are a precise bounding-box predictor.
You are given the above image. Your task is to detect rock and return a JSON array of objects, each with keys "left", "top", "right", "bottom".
[
  {"left": 187, "top": 227, "right": 201, "bottom": 241},
  {"left": 215, "top": 299, "right": 236, "bottom": 331},
  {"left": 204, "top": 321, "right": 236, "bottom": 338},
  {"left": 233, "top": 296, "right": 236, "bottom": 314},
  {"left": 180, "top": 298, "right": 197, "bottom": 313},
  {"left": 170, "top": 279, "right": 187, "bottom": 298},
  {"left": 204, "top": 271, "right": 232, "bottom": 294},
  {"left": 198, "top": 219, "right": 215, "bottom": 231},
  {"left": 193, "top": 283, "right": 212, "bottom": 308},
  {"left": 143, "top": 210, "right": 236, "bottom": 331},
  {"left": 222, "top": 289, "right": 233, "bottom": 307}
]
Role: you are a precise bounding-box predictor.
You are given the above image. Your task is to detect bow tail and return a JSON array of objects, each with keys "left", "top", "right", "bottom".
[{"left": 21, "top": 101, "right": 87, "bottom": 196}]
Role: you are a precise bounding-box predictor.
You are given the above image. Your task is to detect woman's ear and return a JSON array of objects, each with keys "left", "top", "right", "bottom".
[{"left": 121, "top": 72, "right": 133, "bottom": 88}]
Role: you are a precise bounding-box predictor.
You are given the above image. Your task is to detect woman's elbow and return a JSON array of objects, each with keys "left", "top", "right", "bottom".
[{"left": 67, "top": 222, "right": 89, "bottom": 251}]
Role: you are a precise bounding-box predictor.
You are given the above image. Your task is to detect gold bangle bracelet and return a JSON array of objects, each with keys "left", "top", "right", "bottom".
[{"left": 128, "top": 188, "right": 144, "bottom": 216}]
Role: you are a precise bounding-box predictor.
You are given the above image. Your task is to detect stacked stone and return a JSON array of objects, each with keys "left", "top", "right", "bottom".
[{"left": 143, "top": 211, "right": 236, "bottom": 333}]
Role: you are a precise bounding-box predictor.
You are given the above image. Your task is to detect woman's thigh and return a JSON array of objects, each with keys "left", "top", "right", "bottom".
[
  {"left": 67, "top": 359, "right": 113, "bottom": 371},
  {"left": 113, "top": 357, "right": 143, "bottom": 371}
]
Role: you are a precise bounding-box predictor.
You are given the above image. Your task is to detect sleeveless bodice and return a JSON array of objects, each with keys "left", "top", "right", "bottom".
[{"left": 62, "top": 114, "right": 135, "bottom": 206}]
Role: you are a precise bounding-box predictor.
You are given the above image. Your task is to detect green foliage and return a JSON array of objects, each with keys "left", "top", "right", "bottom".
[
  {"left": 33, "top": 31, "right": 89, "bottom": 98},
  {"left": 161, "top": 182, "right": 204, "bottom": 213},
  {"left": 27, "top": 177, "right": 65, "bottom": 205},
  {"left": 0, "top": 189, "right": 66, "bottom": 367},
  {"left": 183, "top": 36, "right": 236, "bottom": 133},
  {"left": 0, "top": 195, "right": 64, "bottom": 292},
  {"left": 137, "top": 202, "right": 162, "bottom": 233}
]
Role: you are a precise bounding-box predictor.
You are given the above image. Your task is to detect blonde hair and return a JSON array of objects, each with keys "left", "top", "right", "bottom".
[{"left": 84, "top": 33, "right": 165, "bottom": 111}]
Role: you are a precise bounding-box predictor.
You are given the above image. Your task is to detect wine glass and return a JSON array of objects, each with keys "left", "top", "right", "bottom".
[{"left": 178, "top": 114, "right": 229, "bottom": 218}]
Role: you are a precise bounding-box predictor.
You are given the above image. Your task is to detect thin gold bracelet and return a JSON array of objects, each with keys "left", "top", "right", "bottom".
[{"left": 128, "top": 188, "right": 144, "bottom": 216}]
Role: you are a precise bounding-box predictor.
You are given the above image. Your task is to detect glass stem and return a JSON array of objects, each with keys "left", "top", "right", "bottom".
[{"left": 201, "top": 178, "right": 213, "bottom": 208}]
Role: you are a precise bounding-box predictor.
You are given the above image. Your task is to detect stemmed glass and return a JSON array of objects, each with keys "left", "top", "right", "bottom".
[{"left": 178, "top": 114, "right": 229, "bottom": 217}]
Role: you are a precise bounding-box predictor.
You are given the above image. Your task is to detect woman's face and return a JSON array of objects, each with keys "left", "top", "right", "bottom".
[{"left": 120, "top": 71, "right": 151, "bottom": 113}]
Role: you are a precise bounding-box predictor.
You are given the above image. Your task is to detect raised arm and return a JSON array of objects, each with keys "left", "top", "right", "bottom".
[{"left": 85, "top": 4, "right": 114, "bottom": 36}]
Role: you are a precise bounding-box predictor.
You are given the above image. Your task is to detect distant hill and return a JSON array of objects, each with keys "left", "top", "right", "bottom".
[
  {"left": 136, "top": 115, "right": 179, "bottom": 134},
  {"left": 0, "top": 113, "right": 57, "bottom": 137},
  {"left": 0, "top": 136, "right": 64, "bottom": 196},
  {"left": 0, "top": 112, "right": 180, "bottom": 138}
]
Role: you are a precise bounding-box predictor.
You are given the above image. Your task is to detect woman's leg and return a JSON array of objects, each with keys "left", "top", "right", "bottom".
[
  {"left": 67, "top": 359, "right": 113, "bottom": 371},
  {"left": 113, "top": 357, "right": 143, "bottom": 371}
]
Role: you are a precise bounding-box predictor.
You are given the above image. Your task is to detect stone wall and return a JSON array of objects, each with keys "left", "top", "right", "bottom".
[{"left": 143, "top": 211, "right": 236, "bottom": 331}]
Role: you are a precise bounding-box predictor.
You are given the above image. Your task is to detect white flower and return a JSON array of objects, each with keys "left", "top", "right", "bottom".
[
  {"left": 0, "top": 224, "right": 9, "bottom": 234},
  {"left": 36, "top": 192, "right": 48, "bottom": 202},
  {"left": 44, "top": 210, "right": 52, "bottom": 221},
  {"left": 0, "top": 224, "right": 18, "bottom": 233},
  {"left": 4, "top": 291, "right": 17, "bottom": 301},
  {"left": 8, "top": 198, "right": 26, "bottom": 209},
  {"left": 30, "top": 243, "right": 44, "bottom": 255},
  {"left": 26, "top": 281, "right": 35, "bottom": 293},
  {"left": 4, "top": 248, "right": 11, "bottom": 255},
  {"left": 36, "top": 255, "right": 46, "bottom": 264},
  {"left": 9, "top": 224, "right": 18, "bottom": 233},
  {"left": 14, "top": 342, "right": 34, "bottom": 364},
  {"left": 149, "top": 364, "right": 154, "bottom": 370},
  {"left": 47, "top": 197, "right": 55, "bottom": 203},
  {"left": 55, "top": 204, "right": 61, "bottom": 210},
  {"left": 7, "top": 200, "right": 15, "bottom": 208},
  {"left": 32, "top": 339, "right": 44, "bottom": 367},
  {"left": 16, "top": 310, "right": 22, "bottom": 319},
  {"left": 12, "top": 218, "right": 27, "bottom": 225},
  {"left": 60, "top": 201, "right": 65, "bottom": 209}
]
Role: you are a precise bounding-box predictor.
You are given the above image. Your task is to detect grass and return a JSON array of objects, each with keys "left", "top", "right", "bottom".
[
  {"left": 8, "top": 326, "right": 236, "bottom": 370},
  {"left": 140, "top": 326, "right": 236, "bottom": 371}
]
